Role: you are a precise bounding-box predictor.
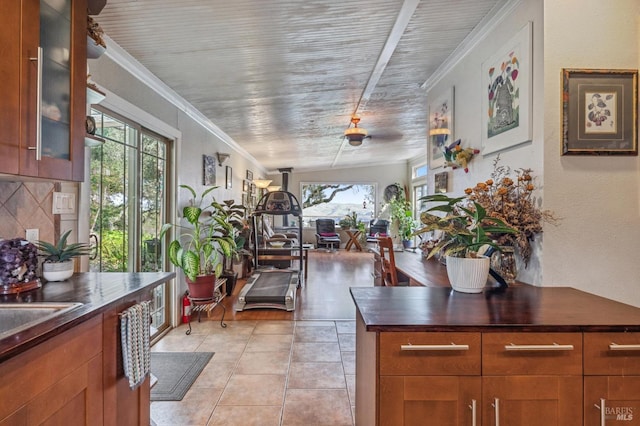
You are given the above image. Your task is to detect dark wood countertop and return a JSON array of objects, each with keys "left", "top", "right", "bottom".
[
  {"left": 350, "top": 286, "right": 640, "bottom": 333},
  {"left": 0, "top": 272, "right": 175, "bottom": 362},
  {"left": 392, "top": 249, "right": 450, "bottom": 286}
]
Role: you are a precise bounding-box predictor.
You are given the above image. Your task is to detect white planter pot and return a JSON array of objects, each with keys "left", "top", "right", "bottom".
[
  {"left": 445, "top": 255, "right": 490, "bottom": 293},
  {"left": 42, "top": 260, "right": 74, "bottom": 282}
]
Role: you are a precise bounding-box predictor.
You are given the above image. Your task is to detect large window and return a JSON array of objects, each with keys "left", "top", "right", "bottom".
[{"left": 300, "top": 183, "right": 376, "bottom": 227}]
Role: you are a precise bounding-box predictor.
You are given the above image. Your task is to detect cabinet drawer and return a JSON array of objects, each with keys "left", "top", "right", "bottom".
[
  {"left": 584, "top": 332, "right": 640, "bottom": 375},
  {"left": 482, "top": 333, "right": 582, "bottom": 375},
  {"left": 379, "top": 332, "right": 481, "bottom": 375}
]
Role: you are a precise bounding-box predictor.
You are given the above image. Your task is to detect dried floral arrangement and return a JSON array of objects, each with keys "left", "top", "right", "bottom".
[
  {"left": 464, "top": 157, "right": 558, "bottom": 266},
  {"left": 87, "top": 16, "right": 106, "bottom": 48}
]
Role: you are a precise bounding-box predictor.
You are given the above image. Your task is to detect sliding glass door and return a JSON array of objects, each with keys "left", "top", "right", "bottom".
[{"left": 89, "top": 107, "right": 171, "bottom": 337}]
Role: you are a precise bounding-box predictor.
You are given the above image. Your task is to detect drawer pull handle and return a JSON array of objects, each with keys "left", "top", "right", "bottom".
[
  {"left": 504, "top": 343, "right": 574, "bottom": 351},
  {"left": 469, "top": 399, "right": 477, "bottom": 426},
  {"left": 492, "top": 398, "right": 500, "bottom": 426},
  {"left": 400, "top": 343, "right": 469, "bottom": 351},
  {"left": 594, "top": 398, "right": 606, "bottom": 426},
  {"left": 609, "top": 343, "right": 640, "bottom": 351}
]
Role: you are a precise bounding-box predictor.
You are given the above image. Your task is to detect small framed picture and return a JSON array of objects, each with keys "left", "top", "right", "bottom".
[
  {"left": 434, "top": 171, "right": 448, "bottom": 193},
  {"left": 562, "top": 68, "right": 638, "bottom": 155},
  {"left": 242, "top": 179, "right": 249, "bottom": 192},
  {"left": 203, "top": 155, "right": 215, "bottom": 186},
  {"left": 225, "top": 166, "right": 233, "bottom": 189},
  {"left": 246, "top": 170, "right": 253, "bottom": 181}
]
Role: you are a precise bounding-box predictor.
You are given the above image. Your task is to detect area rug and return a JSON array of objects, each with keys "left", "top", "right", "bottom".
[{"left": 150, "top": 352, "right": 214, "bottom": 401}]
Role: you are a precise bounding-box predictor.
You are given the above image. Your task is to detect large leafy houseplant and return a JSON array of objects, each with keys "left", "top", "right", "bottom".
[
  {"left": 160, "top": 185, "right": 235, "bottom": 283},
  {"left": 415, "top": 194, "right": 517, "bottom": 259}
]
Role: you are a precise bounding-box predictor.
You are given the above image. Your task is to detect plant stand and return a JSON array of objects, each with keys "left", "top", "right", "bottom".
[{"left": 185, "top": 278, "right": 227, "bottom": 335}]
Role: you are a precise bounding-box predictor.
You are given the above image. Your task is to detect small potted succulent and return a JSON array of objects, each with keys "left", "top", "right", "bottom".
[{"left": 36, "top": 230, "right": 90, "bottom": 282}]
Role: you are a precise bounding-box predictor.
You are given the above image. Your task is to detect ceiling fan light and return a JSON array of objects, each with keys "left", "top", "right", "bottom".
[{"left": 348, "top": 138, "right": 363, "bottom": 147}]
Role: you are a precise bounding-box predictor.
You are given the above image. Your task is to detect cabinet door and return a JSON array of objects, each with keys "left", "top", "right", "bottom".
[
  {"left": 585, "top": 376, "right": 640, "bottom": 425},
  {"left": 0, "top": 0, "right": 21, "bottom": 175},
  {"left": 483, "top": 376, "right": 583, "bottom": 426},
  {"left": 380, "top": 376, "right": 481, "bottom": 426},
  {"left": 20, "top": 0, "right": 86, "bottom": 181}
]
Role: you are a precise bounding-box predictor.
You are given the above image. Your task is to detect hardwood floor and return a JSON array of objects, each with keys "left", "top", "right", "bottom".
[{"left": 207, "top": 249, "right": 375, "bottom": 321}]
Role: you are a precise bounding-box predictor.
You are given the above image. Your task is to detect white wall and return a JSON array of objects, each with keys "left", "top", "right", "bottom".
[
  {"left": 543, "top": 0, "right": 640, "bottom": 306},
  {"left": 426, "top": 0, "right": 545, "bottom": 284}
]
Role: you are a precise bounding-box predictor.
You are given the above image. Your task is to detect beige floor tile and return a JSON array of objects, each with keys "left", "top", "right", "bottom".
[
  {"left": 151, "top": 387, "right": 222, "bottom": 426},
  {"left": 208, "top": 406, "right": 282, "bottom": 425},
  {"left": 202, "top": 320, "right": 257, "bottom": 335},
  {"left": 282, "top": 389, "right": 353, "bottom": 425},
  {"left": 335, "top": 320, "right": 356, "bottom": 334},
  {"left": 152, "top": 334, "right": 206, "bottom": 352},
  {"left": 218, "top": 374, "right": 286, "bottom": 406},
  {"left": 292, "top": 342, "right": 341, "bottom": 362},
  {"left": 235, "top": 350, "right": 291, "bottom": 375},
  {"left": 294, "top": 325, "right": 338, "bottom": 343},
  {"left": 245, "top": 333, "right": 293, "bottom": 352},
  {"left": 345, "top": 374, "right": 355, "bottom": 406},
  {"left": 341, "top": 351, "right": 355, "bottom": 375},
  {"left": 287, "top": 362, "right": 345, "bottom": 389},
  {"left": 295, "top": 320, "right": 336, "bottom": 327},
  {"left": 192, "top": 360, "right": 236, "bottom": 389},
  {"left": 253, "top": 320, "right": 295, "bottom": 335},
  {"left": 196, "top": 341, "right": 247, "bottom": 363},
  {"left": 338, "top": 333, "right": 355, "bottom": 351},
  {"left": 200, "top": 332, "right": 252, "bottom": 346}
]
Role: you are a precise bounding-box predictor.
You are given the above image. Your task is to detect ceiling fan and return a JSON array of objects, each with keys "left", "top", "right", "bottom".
[
  {"left": 344, "top": 115, "right": 370, "bottom": 147},
  {"left": 343, "top": 115, "right": 403, "bottom": 147}
]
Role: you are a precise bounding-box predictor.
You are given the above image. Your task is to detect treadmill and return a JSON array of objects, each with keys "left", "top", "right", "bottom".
[{"left": 236, "top": 190, "right": 303, "bottom": 311}]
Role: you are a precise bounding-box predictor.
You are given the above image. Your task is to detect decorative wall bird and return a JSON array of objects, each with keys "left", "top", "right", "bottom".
[{"left": 443, "top": 139, "right": 480, "bottom": 173}]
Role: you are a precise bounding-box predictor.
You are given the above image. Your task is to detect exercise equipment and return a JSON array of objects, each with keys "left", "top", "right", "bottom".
[{"left": 236, "top": 190, "right": 303, "bottom": 311}]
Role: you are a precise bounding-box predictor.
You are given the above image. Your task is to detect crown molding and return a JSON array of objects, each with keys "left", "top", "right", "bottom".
[
  {"left": 421, "top": 0, "right": 523, "bottom": 92},
  {"left": 101, "top": 34, "right": 267, "bottom": 175}
]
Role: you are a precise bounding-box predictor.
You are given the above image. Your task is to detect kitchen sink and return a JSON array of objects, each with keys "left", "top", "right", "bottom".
[{"left": 0, "top": 302, "right": 83, "bottom": 339}]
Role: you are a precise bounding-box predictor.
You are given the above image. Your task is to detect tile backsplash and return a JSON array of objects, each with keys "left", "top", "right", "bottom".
[{"left": 0, "top": 182, "right": 55, "bottom": 243}]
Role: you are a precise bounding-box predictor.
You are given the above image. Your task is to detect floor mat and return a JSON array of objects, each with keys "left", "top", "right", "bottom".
[{"left": 150, "top": 352, "right": 214, "bottom": 401}]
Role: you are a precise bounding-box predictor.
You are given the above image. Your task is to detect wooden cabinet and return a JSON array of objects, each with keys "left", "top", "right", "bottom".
[
  {"left": 0, "top": 315, "right": 103, "bottom": 425},
  {"left": 584, "top": 333, "right": 640, "bottom": 425},
  {"left": 0, "top": 0, "right": 87, "bottom": 181},
  {"left": 357, "top": 320, "right": 586, "bottom": 425}
]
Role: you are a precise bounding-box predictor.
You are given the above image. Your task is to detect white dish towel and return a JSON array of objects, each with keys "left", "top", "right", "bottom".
[{"left": 120, "top": 300, "right": 151, "bottom": 390}]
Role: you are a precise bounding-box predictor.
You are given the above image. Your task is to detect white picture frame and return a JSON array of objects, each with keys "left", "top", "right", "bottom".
[
  {"left": 481, "top": 21, "right": 533, "bottom": 155},
  {"left": 428, "top": 86, "right": 454, "bottom": 169}
]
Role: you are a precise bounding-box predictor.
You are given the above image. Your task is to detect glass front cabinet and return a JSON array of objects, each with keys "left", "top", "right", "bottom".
[{"left": 0, "top": 0, "right": 87, "bottom": 181}]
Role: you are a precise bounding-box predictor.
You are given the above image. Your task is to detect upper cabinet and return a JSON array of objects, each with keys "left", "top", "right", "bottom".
[{"left": 0, "top": 0, "right": 87, "bottom": 182}]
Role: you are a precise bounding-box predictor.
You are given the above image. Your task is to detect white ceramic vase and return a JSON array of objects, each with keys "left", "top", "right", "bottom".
[
  {"left": 445, "top": 255, "right": 490, "bottom": 293},
  {"left": 42, "top": 260, "right": 74, "bottom": 282}
]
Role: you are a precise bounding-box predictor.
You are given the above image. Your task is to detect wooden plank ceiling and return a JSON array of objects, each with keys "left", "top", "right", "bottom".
[{"left": 96, "top": 0, "right": 507, "bottom": 172}]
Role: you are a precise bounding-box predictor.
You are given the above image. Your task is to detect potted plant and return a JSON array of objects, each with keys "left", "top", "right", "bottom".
[
  {"left": 388, "top": 197, "right": 416, "bottom": 248},
  {"left": 36, "top": 230, "right": 90, "bottom": 282},
  {"left": 213, "top": 199, "right": 248, "bottom": 296},
  {"left": 415, "top": 193, "right": 517, "bottom": 293},
  {"left": 160, "top": 185, "right": 235, "bottom": 299}
]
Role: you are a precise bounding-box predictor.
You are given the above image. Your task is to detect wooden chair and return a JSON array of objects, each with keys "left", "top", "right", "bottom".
[{"left": 377, "top": 236, "right": 408, "bottom": 286}]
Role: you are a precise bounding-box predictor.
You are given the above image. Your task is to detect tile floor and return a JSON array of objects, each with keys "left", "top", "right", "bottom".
[{"left": 150, "top": 319, "right": 356, "bottom": 425}]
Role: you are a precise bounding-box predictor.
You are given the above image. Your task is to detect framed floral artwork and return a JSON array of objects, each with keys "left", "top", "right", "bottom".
[
  {"left": 202, "top": 155, "right": 215, "bottom": 186},
  {"left": 481, "top": 21, "right": 533, "bottom": 155},
  {"left": 561, "top": 68, "right": 638, "bottom": 155},
  {"left": 427, "top": 87, "right": 454, "bottom": 169}
]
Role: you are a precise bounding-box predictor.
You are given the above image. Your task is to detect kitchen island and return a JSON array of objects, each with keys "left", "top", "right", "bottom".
[
  {"left": 351, "top": 285, "right": 640, "bottom": 425},
  {"left": 0, "top": 272, "right": 175, "bottom": 426}
]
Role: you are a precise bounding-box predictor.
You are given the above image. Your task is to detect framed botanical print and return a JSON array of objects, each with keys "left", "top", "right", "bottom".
[
  {"left": 202, "top": 155, "right": 215, "bottom": 186},
  {"left": 481, "top": 21, "right": 533, "bottom": 155},
  {"left": 561, "top": 68, "right": 638, "bottom": 155}
]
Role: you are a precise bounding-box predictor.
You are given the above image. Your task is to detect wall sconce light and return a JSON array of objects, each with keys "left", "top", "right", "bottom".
[
  {"left": 253, "top": 179, "right": 272, "bottom": 189},
  {"left": 216, "top": 152, "right": 230, "bottom": 166},
  {"left": 266, "top": 185, "right": 281, "bottom": 192}
]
